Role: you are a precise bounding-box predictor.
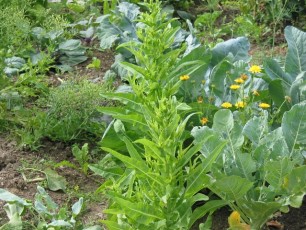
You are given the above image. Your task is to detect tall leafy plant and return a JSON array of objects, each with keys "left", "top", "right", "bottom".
[{"left": 93, "top": 1, "right": 228, "bottom": 229}]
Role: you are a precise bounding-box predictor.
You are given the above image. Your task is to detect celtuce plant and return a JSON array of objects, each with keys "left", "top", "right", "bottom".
[{"left": 95, "top": 1, "right": 227, "bottom": 229}]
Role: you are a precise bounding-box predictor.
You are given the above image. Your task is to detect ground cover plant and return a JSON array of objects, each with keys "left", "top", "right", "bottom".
[{"left": 0, "top": 0, "right": 306, "bottom": 229}]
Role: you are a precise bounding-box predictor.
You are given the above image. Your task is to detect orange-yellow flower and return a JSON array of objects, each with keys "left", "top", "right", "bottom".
[
  {"left": 221, "top": 102, "right": 232, "bottom": 108},
  {"left": 200, "top": 117, "right": 208, "bottom": 125},
  {"left": 230, "top": 84, "right": 240, "bottom": 90},
  {"left": 234, "top": 78, "right": 245, "bottom": 84},
  {"left": 249, "top": 65, "right": 262, "bottom": 74},
  {"left": 235, "top": 101, "right": 246, "bottom": 108},
  {"left": 180, "top": 75, "right": 190, "bottom": 81},
  {"left": 252, "top": 90, "right": 260, "bottom": 96},
  {"left": 259, "top": 103, "right": 270, "bottom": 109},
  {"left": 240, "top": 74, "right": 248, "bottom": 80}
]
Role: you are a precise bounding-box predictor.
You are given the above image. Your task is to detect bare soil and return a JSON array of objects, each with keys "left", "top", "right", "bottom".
[{"left": 0, "top": 135, "right": 107, "bottom": 227}]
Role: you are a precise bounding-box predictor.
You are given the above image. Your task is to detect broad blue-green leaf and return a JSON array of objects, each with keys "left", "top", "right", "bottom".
[
  {"left": 44, "top": 168, "right": 67, "bottom": 191},
  {"left": 211, "top": 37, "right": 250, "bottom": 65},
  {"left": 231, "top": 152, "right": 256, "bottom": 181},
  {"left": 282, "top": 102, "right": 306, "bottom": 154},
  {"left": 0, "top": 189, "right": 30, "bottom": 206},
  {"left": 210, "top": 175, "right": 253, "bottom": 201},
  {"left": 239, "top": 200, "right": 281, "bottom": 229},
  {"left": 96, "top": 15, "right": 121, "bottom": 49},
  {"left": 243, "top": 113, "right": 268, "bottom": 145},
  {"left": 284, "top": 26, "right": 306, "bottom": 77},
  {"left": 264, "top": 157, "right": 294, "bottom": 190},
  {"left": 269, "top": 79, "right": 291, "bottom": 112},
  {"left": 264, "top": 58, "right": 292, "bottom": 84},
  {"left": 284, "top": 165, "right": 306, "bottom": 194},
  {"left": 212, "top": 109, "right": 234, "bottom": 133},
  {"left": 290, "top": 71, "right": 306, "bottom": 104},
  {"left": 209, "top": 60, "right": 232, "bottom": 98}
]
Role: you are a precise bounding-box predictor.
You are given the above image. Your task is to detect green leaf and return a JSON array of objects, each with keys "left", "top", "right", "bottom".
[
  {"left": 282, "top": 102, "right": 306, "bottom": 154},
  {"left": 284, "top": 26, "right": 306, "bottom": 77},
  {"left": 242, "top": 113, "right": 268, "bottom": 145},
  {"left": 112, "top": 197, "right": 164, "bottom": 225},
  {"left": 101, "top": 147, "right": 164, "bottom": 186},
  {"left": 0, "top": 189, "right": 30, "bottom": 206},
  {"left": 211, "top": 37, "right": 250, "bottom": 65},
  {"left": 185, "top": 141, "right": 227, "bottom": 196},
  {"left": 239, "top": 200, "right": 281, "bottom": 229},
  {"left": 72, "top": 197, "right": 83, "bottom": 216},
  {"left": 290, "top": 72, "right": 306, "bottom": 104},
  {"left": 285, "top": 165, "right": 306, "bottom": 194},
  {"left": 211, "top": 175, "right": 253, "bottom": 201},
  {"left": 231, "top": 152, "right": 256, "bottom": 181},
  {"left": 44, "top": 168, "right": 67, "bottom": 192},
  {"left": 264, "top": 58, "right": 292, "bottom": 84},
  {"left": 264, "top": 157, "right": 294, "bottom": 189},
  {"left": 212, "top": 109, "right": 234, "bottom": 133},
  {"left": 100, "top": 220, "right": 133, "bottom": 230},
  {"left": 209, "top": 60, "right": 232, "bottom": 98},
  {"left": 189, "top": 200, "right": 228, "bottom": 228},
  {"left": 83, "top": 226, "right": 103, "bottom": 230}
]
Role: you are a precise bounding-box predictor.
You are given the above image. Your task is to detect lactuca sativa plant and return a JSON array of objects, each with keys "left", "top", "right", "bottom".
[
  {"left": 93, "top": 1, "right": 227, "bottom": 229},
  {"left": 192, "top": 102, "right": 306, "bottom": 229}
]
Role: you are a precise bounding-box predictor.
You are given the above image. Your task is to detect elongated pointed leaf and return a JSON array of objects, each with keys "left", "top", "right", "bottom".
[
  {"left": 113, "top": 197, "right": 164, "bottom": 225},
  {"left": 185, "top": 141, "right": 227, "bottom": 196},
  {"left": 189, "top": 200, "right": 228, "bottom": 228},
  {"left": 101, "top": 147, "right": 163, "bottom": 186}
]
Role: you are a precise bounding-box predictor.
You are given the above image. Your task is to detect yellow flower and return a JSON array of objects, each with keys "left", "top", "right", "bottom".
[
  {"left": 228, "top": 211, "right": 251, "bottom": 230},
  {"left": 180, "top": 75, "right": 190, "bottom": 81},
  {"left": 234, "top": 78, "right": 245, "bottom": 84},
  {"left": 200, "top": 117, "right": 208, "bottom": 125},
  {"left": 221, "top": 102, "right": 232, "bottom": 108},
  {"left": 228, "top": 211, "right": 241, "bottom": 226},
  {"left": 235, "top": 101, "right": 246, "bottom": 108},
  {"left": 230, "top": 84, "right": 240, "bottom": 90},
  {"left": 197, "top": 96, "right": 203, "bottom": 103},
  {"left": 252, "top": 90, "right": 260, "bottom": 96},
  {"left": 248, "top": 65, "right": 262, "bottom": 74},
  {"left": 259, "top": 103, "right": 270, "bottom": 109},
  {"left": 240, "top": 74, "right": 248, "bottom": 80}
]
